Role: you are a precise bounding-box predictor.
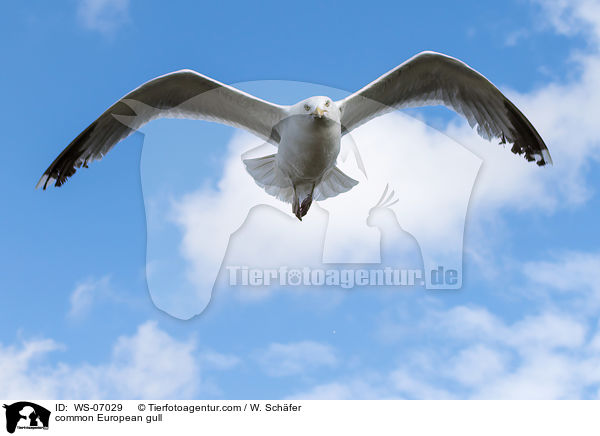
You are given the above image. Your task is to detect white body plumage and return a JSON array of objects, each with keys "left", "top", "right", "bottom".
[{"left": 243, "top": 96, "right": 358, "bottom": 219}]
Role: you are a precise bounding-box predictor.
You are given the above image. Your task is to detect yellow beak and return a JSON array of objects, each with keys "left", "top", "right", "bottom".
[{"left": 312, "top": 105, "right": 326, "bottom": 118}]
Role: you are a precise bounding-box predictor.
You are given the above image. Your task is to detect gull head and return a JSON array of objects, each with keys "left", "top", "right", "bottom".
[{"left": 292, "top": 96, "right": 340, "bottom": 122}]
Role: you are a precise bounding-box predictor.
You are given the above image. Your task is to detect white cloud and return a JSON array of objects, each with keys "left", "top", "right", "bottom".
[
  {"left": 77, "top": 0, "right": 130, "bottom": 34},
  {"left": 287, "top": 377, "right": 391, "bottom": 400},
  {"left": 104, "top": 321, "right": 198, "bottom": 398},
  {"left": 389, "top": 369, "right": 455, "bottom": 399},
  {"left": 287, "top": 246, "right": 600, "bottom": 399},
  {"left": 289, "top": 304, "right": 600, "bottom": 399},
  {"left": 0, "top": 321, "right": 235, "bottom": 399},
  {"left": 199, "top": 350, "right": 241, "bottom": 370},
  {"left": 445, "top": 345, "right": 508, "bottom": 387},
  {"left": 523, "top": 251, "right": 600, "bottom": 309},
  {"left": 67, "top": 276, "right": 141, "bottom": 320},
  {"left": 531, "top": 0, "right": 600, "bottom": 43},
  {"left": 0, "top": 339, "right": 64, "bottom": 398},
  {"left": 437, "top": 306, "right": 586, "bottom": 350},
  {"left": 68, "top": 276, "right": 112, "bottom": 319},
  {"left": 345, "top": 248, "right": 600, "bottom": 399},
  {"left": 256, "top": 341, "right": 338, "bottom": 377}
]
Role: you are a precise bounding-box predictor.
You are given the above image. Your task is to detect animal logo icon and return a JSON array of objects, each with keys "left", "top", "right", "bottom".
[
  {"left": 3, "top": 402, "right": 50, "bottom": 434},
  {"left": 367, "top": 184, "right": 424, "bottom": 272}
]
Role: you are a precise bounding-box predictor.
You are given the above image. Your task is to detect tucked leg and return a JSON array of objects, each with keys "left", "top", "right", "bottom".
[
  {"left": 292, "top": 187, "right": 302, "bottom": 221},
  {"left": 299, "top": 184, "right": 315, "bottom": 218}
]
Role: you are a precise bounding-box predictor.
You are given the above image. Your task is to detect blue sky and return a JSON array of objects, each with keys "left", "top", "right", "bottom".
[{"left": 2, "top": 0, "right": 600, "bottom": 399}]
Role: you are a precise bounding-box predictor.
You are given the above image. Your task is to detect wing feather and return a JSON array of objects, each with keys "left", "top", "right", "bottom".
[
  {"left": 337, "top": 51, "right": 551, "bottom": 166},
  {"left": 38, "top": 70, "right": 287, "bottom": 189}
]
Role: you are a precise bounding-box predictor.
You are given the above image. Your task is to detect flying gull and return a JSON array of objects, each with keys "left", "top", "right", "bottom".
[{"left": 37, "top": 51, "right": 552, "bottom": 220}]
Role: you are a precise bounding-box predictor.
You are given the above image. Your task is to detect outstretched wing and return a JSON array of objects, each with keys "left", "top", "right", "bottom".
[
  {"left": 37, "top": 70, "right": 288, "bottom": 189},
  {"left": 337, "top": 51, "right": 551, "bottom": 166}
]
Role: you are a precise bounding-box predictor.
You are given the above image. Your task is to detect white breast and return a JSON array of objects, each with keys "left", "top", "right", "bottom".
[{"left": 276, "top": 115, "right": 342, "bottom": 182}]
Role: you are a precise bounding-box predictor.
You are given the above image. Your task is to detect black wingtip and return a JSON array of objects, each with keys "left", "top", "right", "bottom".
[
  {"left": 502, "top": 100, "right": 552, "bottom": 168},
  {"left": 36, "top": 121, "right": 100, "bottom": 191}
]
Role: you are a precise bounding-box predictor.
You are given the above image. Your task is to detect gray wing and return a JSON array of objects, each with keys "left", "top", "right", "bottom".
[
  {"left": 337, "top": 51, "right": 552, "bottom": 166},
  {"left": 37, "top": 70, "right": 288, "bottom": 189}
]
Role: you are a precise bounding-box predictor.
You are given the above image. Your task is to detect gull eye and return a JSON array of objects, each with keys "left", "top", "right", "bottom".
[
  {"left": 325, "top": 100, "right": 330, "bottom": 107},
  {"left": 304, "top": 104, "right": 311, "bottom": 111}
]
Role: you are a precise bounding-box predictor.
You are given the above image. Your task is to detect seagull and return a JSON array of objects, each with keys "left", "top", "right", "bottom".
[{"left": 38, "top": 51, "right": 551, "bottom": 220}]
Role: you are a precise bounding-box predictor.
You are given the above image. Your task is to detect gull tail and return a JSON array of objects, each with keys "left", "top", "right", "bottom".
[
  {"left": 314, "top": 166, "right": 359, "bottom": 200},
  {"left": 244, "top": 154, "right": 359, "bottom": 220},
  {"left": 243, "top": 154, "right": 294, "bottom": 203}
]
